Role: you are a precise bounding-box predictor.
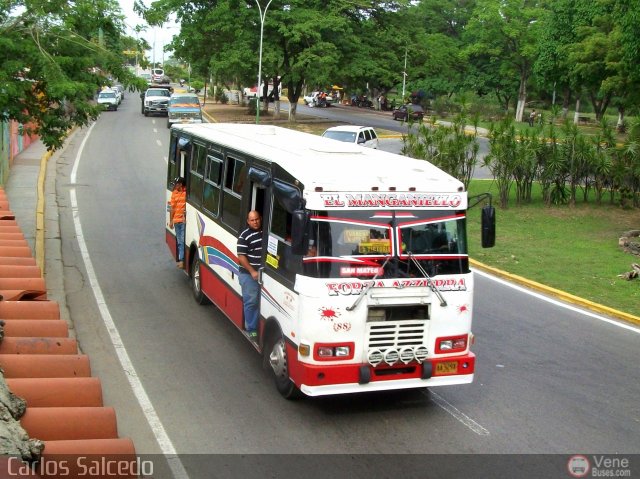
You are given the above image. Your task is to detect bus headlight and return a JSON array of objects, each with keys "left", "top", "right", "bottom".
[
  {"left": 314, "top": 342, "right": 354, "bottom": 361},
  {"left": 436, "top": 335, "right": 468, "bottom": 354}
]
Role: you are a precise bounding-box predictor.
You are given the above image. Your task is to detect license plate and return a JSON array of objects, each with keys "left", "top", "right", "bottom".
[{"left": 436, "top": 361, "right": 458, "bottom": 375}]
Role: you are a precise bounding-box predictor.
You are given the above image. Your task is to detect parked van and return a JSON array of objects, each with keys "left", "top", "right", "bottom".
[{"left": 167, "top": 92, "right": 203, "bottom": 128}]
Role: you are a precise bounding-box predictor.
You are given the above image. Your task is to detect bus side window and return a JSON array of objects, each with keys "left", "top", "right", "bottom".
[
  {"left": 222, "top": 156, "right": 244, "bottom": 230},
  {"left": 269, "top": 197, "right": 297, "bottom": 282},
  {"left": 203, "top": 154, "right": 222, "bottom": 217},
  {"left": 188, "top": 143, "right": 206, "bottom": 206}
]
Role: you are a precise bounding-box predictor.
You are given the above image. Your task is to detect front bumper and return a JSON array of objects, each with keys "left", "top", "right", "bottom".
[
  {"left": 99, "top": 103, "right": 117, "bottom": 111},
  {"left": 145, "top": 101, "right": 169, "bottom": 113},
  {"left": 168, "top": 116, "right": 203, "bottom": 125},
  {"left": 293, "top": 351, "right": 476, "bottom": 396}
]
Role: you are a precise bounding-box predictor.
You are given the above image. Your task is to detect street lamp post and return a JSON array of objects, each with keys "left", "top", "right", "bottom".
[
  {"left": 401, "top": 46, "right": 407, "bottom": 101},
  {"left": 255, "top": 0, "right": 273, "bottom": 124}
]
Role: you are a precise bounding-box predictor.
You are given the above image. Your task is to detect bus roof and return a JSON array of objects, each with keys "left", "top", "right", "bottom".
[{"left": 174, "top": 123, "right": 465, "bottom": 194}]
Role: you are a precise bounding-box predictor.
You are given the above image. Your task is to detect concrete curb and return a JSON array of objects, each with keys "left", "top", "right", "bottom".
[
  {"left": 470, "top": 258, "right": 640, "bottom": 326},
  {"left": 35, "top": 149, "right": 52, "bottom": 274}
]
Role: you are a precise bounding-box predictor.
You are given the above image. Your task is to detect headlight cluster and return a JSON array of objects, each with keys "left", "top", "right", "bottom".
[
  {"left": 313, "top": 342, "right": 355, "bottom": 361},
  {"left": 367, "top": 345, "right": 429, "bottom": 367},
  {"left": 435, "top": 335, "right": 467, "bottom": 354}
]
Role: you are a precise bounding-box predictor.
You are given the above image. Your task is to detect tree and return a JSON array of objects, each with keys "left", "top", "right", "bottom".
[
  {"left": 463, "top": 0, "right": 545, "bottom": 122},
  {"left": 140, "top": 0, "right": 410, "bottom": 120},
  {"left": 1, "top": 0, "right": 143, "bottom": 150},
  {"left": 533, "top": 0, "right": 576, "bottom": 117},
  {"left": 404, "top": 0, "right": 474, "bottom": 100}
]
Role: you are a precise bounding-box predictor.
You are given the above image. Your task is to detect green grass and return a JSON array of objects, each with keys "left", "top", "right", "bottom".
[{"left": 467, "top": 180, "right": 640, "bottom": 317}]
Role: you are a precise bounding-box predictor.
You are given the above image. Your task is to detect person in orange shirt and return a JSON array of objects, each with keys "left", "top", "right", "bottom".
[{"left": 169, "top": 177, "right": 187, "bottom": 269}]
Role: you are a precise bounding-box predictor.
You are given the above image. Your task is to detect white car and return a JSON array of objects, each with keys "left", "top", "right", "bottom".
[
  {"left": 112, "top": 84, "right": 125, "bottom": 101},
  {"left": 322, "top": 125, "right": 379, "bottom": 149},
  {"left": 304, "top": 91, "right": 334, "bottom": 107},
  {"left": 97, "top": 89, "right": 118, "bottom": 111}
]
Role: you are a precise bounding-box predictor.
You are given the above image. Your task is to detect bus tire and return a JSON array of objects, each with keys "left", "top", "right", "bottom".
[
  {"left": 266, "top": 330, "right": 300, "bottom": 399},
  {"left": 190, "top": 256, "right": 210, "bottom": 305}
]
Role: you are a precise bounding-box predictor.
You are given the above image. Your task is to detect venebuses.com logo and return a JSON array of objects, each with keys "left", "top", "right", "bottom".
[
  {"left": 568, "top": 455, "right": 632, "bottom": 477},
  {"left": 568, "top": 456, "right": 590, "bottom": 477}
]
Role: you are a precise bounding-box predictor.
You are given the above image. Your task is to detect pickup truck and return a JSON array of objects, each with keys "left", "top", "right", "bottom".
[
  {"left": 141, "top": 87, "right": 171, "bottom": 116},
  {"left": 167, "top": 93, "right": 203, "bottom": 129}
]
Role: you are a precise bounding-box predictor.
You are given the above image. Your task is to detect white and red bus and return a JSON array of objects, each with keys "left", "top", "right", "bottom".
[{"left": 166, "top": 124, "right": 495, "bottom": 398}]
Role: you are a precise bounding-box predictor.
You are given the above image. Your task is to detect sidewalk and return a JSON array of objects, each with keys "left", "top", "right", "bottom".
[
  {"left": 3, "top": 140, "right": 48, "bottom": 252},
  {"left": 4, "top": 137, "right": 68, "bottom": 322}
]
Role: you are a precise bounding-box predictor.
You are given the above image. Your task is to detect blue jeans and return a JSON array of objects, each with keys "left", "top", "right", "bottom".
[
  {"left": 174, "top": 221, "right": 185, "bottom": 262},
  {"left": 239, "top": 271, "right": 260, "bottom": 332}
]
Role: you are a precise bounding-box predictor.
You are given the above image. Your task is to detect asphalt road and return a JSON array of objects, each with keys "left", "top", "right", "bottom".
[{"left": 52, "top": 94, "right": 640, "bottom": 477}]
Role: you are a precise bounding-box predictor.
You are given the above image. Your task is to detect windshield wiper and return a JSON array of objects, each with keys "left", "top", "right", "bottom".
[
  {"left": 346, "top": 256, "right": 392, "bottom": 312},
  {"left": 407, "top": 252, "right": 447, "bottom": 307}
]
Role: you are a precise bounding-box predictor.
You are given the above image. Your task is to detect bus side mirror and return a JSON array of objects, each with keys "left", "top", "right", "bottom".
[
  {"left": 481, "top": 205, "right": 496, "bottom": 248},
  {"left": 291, "top": 210, "right": 310, "bottom": 255}
]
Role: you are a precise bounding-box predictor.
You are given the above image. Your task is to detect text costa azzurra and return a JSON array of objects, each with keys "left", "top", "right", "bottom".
[{"left": 326, "top": 278, "right": 467, "bottom": 295}]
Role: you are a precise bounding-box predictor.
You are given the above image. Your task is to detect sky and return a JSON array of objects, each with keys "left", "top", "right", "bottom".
[{"left": 118, "top": 0, "right": 179, "bottom": 67}]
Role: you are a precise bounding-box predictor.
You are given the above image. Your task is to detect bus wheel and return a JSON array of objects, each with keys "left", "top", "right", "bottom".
[
  {"left": 267, "top": 331, "right": 300, "bottom": 399},
  {"left": 190, "top": 257, "right": 210, "bottom": 305}
]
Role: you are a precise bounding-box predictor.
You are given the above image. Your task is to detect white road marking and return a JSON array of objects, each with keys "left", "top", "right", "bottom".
[
  {"left": 156, "top": 139, "right": 162, "bottom": 147},
  {"left": 70, "top": 123, "right": 190, "bottom": 479},
  {"left": 473, "top": 269, "right": 640, "bottom": 335},
  {"left": 427, "top": 390, "right": 490, "bottom": 436}
]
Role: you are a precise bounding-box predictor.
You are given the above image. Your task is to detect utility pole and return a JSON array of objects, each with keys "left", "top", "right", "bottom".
[
  {"left": 255, "top": 0, "right": 273, "bottom": 124},
  {"left": 401, "top": 46, "right": 407, "bottom": 101}
]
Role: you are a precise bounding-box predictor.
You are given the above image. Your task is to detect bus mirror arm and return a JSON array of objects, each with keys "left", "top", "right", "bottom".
[{"left": 468, "top": 192, "right": 492, "bottom": 209}]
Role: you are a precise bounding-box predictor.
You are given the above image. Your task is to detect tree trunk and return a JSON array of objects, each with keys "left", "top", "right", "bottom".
[
  {"left": 617, "top": 106, "right": 625, "bottom": 132},
  {"left": 515, "top": 70, "right": 527, "bottom": 123},
  {"left": 286, "top": 78, "right": 304, "bottom": 122},
  {"left": 288, "top": 101, "right": 297, "bottom": 122},
  {"left": 562, "top": 87, "right": 571, "bottom": 119},
  {"left": 590, "top": 91, "right": 612, "bottom": 121},
  {"left": 573, "top": 98, "right": 580, "bottom": 124}
]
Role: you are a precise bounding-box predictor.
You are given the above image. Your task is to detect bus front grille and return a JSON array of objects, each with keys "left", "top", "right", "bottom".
[
  {"left": 367, "top": 321, "right": 426, "bottom": 349},
  {"left": 365, "top": 321, "right": 429, "bottom": 367}
]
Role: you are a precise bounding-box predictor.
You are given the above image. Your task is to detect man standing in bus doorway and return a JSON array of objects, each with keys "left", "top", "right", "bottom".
[
  {"left": 169, "top": 178, "right": 187, "bottom": 269},
  {"left": 237, "top": 211, "right": 263, "bottom": 339}
]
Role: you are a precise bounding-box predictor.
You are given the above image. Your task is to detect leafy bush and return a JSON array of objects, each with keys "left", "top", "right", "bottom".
[
  {"left": 189, "top": 80, "right": 204, "bottom": 93},
  {"left": 432, "top": 96, "right": 460, "bottom": 117},
  {"left": 214, "top": 87, "right": 228, "bottom": 104}
]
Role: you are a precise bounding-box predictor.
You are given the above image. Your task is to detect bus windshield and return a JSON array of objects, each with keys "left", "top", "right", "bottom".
[{"left": 303, "top": 210, "right": 469, "bottom": 279}]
